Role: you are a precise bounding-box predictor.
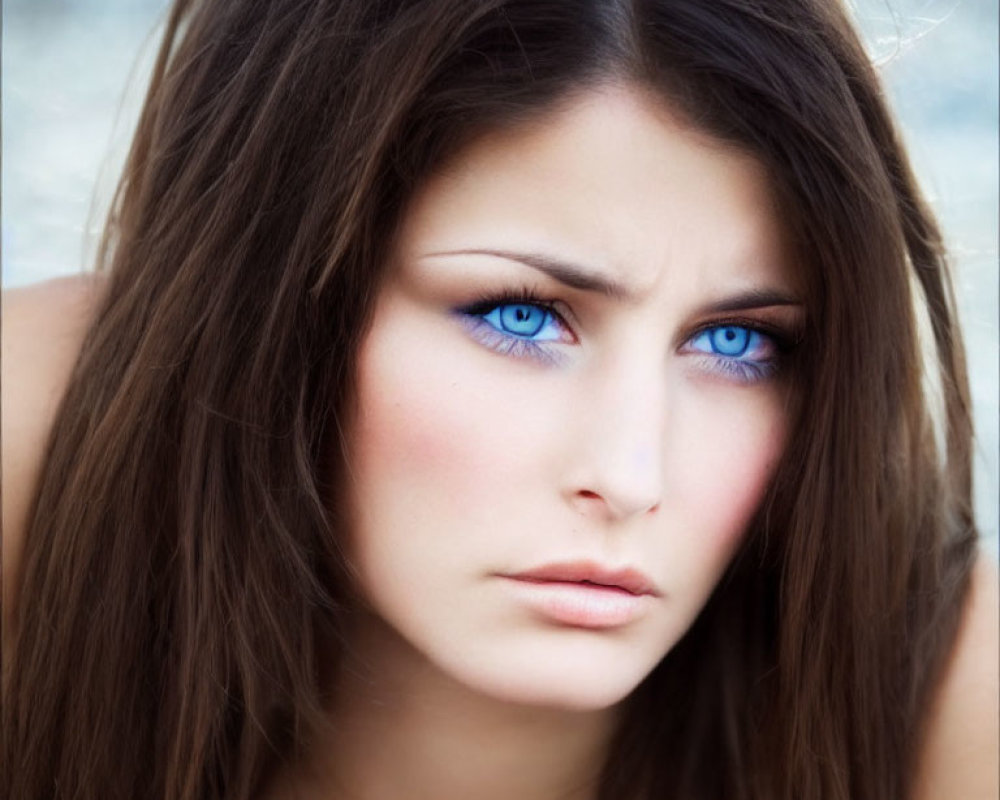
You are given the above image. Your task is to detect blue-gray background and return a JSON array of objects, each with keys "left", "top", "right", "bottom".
[{"left": 3, "top": 0, "right": 997, "bottom": 551}]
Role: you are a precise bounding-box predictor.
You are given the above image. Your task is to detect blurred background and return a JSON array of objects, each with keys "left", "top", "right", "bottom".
[{"left": 3, "top": 0, "right": 997, "bottom": 550}]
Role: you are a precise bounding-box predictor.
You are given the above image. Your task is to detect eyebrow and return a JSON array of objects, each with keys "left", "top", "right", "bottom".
[
  {"left": 424, "top": 247, "right": 803, "bottom": 311},
  {"left": 697, "top": 288, "right": 803, "bottom": 315},
  {"left": 424, "top": 248, "right": 637, "bottom": 301}
]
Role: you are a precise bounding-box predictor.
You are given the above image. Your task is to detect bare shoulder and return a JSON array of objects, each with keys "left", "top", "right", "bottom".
[
  {"left": 913, "top": 551, "right": 1000, "bottom": 800},
  {"left": 2, "top": 273, "right": 107, "bottom": 627}
]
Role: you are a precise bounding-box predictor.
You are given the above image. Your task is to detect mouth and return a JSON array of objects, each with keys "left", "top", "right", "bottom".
[
  {"left": 500, "top": 561, "right": 660, "bottom": 629},
  {"left": 505, "top": 561, "right": 660, "bottom": 597}
]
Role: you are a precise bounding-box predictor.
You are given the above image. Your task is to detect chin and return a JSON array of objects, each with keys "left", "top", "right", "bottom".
[
  {"left": 464, "top": 665, "right": 652, "bottom": 713},
  {"left": 485, "top": 679, "right": 641, "bottom": 713},
  {"left": 434, "top": 634, "right": 667, "bottom": 713}
]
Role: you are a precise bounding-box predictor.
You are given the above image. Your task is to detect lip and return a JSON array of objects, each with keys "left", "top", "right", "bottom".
[
  {"left": 500, "top": 561, "right": 660, "bottom": 629},
  {"left": 505, "top": 561, "right": 661, "bottom": 597}
]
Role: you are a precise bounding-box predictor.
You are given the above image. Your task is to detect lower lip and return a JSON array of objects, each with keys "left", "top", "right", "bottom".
[{"left": 503, "top": 578, "right": 652, "bottom": 629}]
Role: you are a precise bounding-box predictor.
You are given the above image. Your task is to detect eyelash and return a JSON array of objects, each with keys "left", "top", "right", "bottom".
[
  {"left": 455, "top": 288, "right": 571, "bottom": 366},
  {"left": 455, "top": 287, "right": 795, "bottom": 382},
  {"left": 682, "top": 317, "right": 794, "bottom": 384}
]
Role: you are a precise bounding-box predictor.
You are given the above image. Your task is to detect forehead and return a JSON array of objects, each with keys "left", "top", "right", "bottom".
[{"left": 396, "top": 84, "right": 796, "bottom": 299}]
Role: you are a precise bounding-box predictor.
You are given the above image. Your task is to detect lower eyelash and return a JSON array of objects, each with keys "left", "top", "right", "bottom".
[
  {"left": 458, "top": 316, "right": 568, "bottom": 367},
  {"left": 697, "top": 354, "right": 779, "bottom": 384},
  {"left": 686, "top": 321, "right": 794, "bottom": 385}
]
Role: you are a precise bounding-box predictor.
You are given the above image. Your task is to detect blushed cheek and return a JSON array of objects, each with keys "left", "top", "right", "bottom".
[
  {"left": 669, "top": 394, "right": 788, "bottom": 557},
  {"left": 354, "top": 341, "right": 474, "bottom": 495},
  {"left": 350, "top": 310, "right": 534, "bottom": 520},
  {"left": 353, "top": 366, "right": 463, "bottom": 482}
]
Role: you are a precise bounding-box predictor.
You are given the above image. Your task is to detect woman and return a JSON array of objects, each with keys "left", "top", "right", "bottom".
[{"left": 2, "top": 1, "right": 996, "bottom": 798}]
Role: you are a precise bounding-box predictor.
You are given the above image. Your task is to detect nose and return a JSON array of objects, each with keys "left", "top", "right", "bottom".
[{"left": 564, "top": 360, "right": 665, "bottom": 522}]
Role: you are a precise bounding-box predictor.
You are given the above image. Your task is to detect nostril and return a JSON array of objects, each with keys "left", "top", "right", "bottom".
[{"left": 572, "top": 487, "right": 661, "bottom": 519}]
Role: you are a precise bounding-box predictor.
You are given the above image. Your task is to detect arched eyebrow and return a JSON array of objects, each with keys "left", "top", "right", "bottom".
[{"left": 424, "top": 248, "right": 637, "bottom": 302}]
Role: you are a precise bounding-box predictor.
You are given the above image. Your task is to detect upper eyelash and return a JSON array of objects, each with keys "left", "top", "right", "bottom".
[
  {"left": 684, "top": 316, "right": 798, "bottom": 354},
  {"left": 455, "top": 287, "right": 571, "bottom": 366},
  {"left": 684, "top": 319, "right": 799, "bottom": 385},
  {"left": 461, "top": 296, "right": 798, "bottom": 352},
  {"left": 457, "top": 287, "right": 563, "bottom": 320}
]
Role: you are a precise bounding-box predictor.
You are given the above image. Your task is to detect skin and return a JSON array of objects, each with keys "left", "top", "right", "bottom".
[
  {"left": 342, "top": 84, "right": 801, "bottom": 710},
  {"left": 286, "top": 84, "right": 803, "bottom": 798},
  {"left": 2, "top": 85, "right": 996, "bottom": 800},
  {"left": 1, "top": 273, "right": 105, "bottom": 633}
]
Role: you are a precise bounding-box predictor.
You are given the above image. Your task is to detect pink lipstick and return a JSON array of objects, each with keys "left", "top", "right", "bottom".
[{"left": 502, "top": 561, "right": 659, "bottom": 628}]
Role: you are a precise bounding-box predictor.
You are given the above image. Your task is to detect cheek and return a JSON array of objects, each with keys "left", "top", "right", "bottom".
[
  {"left": 352, "top": 337, "right": 479, "bottom": 517},
  {"left": 665, "top": 386, "right": 787, "bottom": 559},
  {"left": 348, "top": 300, "right": 544, "bottom": 529}
]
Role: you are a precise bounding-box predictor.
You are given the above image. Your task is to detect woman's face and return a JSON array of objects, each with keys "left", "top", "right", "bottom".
[{"left": 345, "top": 85, "right": 802, "bottom": 710}]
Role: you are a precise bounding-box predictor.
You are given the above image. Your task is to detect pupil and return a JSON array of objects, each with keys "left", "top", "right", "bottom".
[
  {"left": 500, "top": 304, "right": 545, "bottom": 337},
  {"left": 712, "top": 326, "right": 749, "bottom": 356}
]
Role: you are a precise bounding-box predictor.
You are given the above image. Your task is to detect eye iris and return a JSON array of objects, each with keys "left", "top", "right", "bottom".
[
  {"left": 711, "top": 326, "right": 750, "bottom": 356},
  {"left": 499, "top": 304, "right": 546, "bottom": 337}
]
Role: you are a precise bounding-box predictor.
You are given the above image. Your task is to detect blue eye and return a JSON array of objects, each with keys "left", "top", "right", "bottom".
[
  {"left": 456, "top": 296, "right": 570, "bottom": 365},
  {"left": 702, "top": 326, "right": 752, "bottom": 356},
  {"left": 687, "top": 325, "right": 780, "bottom": 383},
  {"left": 481, "top": 303, "right": 560, "bottom": 340}
]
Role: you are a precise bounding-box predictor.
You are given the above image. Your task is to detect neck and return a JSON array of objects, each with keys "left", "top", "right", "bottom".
[{"left": 268, "top": 612, "right": 621, "bottom": 800}]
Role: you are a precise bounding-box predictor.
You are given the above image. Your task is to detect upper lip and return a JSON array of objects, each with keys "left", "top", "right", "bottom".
[{"left": 505, "top": 561, "right": 660, "bottom": 597}]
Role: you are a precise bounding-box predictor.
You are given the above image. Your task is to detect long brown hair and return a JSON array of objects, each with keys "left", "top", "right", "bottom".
[{"left": 2, "top": 1, "right": 977, "bottom": 798}]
